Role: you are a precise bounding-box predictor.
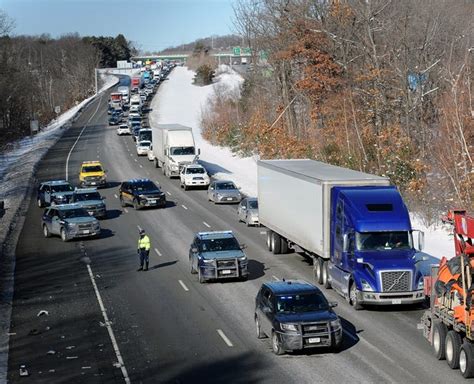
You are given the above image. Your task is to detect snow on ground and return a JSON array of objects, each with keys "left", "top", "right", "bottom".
[{"left": 150, "top": 65, "right": 455, "bottom": 259}]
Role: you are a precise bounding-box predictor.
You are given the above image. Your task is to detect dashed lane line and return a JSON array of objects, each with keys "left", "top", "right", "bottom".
[
  {"left": 139, "top": 164, "right": 143, "bottom": 168},
  {"left": 217, "top": 329, "right": 234, "bottom": 347},
  {"left": 272, "top": 275, "right": 280, "bottom": 281},
  {"left": 203, "top": 222, "right": 211, "bottom": 228},
  {"left": 260, "top": 231, "right": 266, "bottom": 235},
  {"left": 154, "top": 248, "right": 162, "bottom": 257},
  {"left": 178, "top": 280, "right": 189, "bottom": 292},
  {"left": 181, "top": 205, "right": 188, "bottom": 210},
  {"left": 166, "top": 191, "right": 171, "bottom": 196},
  {"left": 123, "top": 208, "right": 129, "bottom": 213},
  {"left": 114, "top": 194, "right": 118, "bottom": 199}
]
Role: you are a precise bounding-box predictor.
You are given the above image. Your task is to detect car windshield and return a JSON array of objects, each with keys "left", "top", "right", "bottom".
[
  {"left": 356, "top": 231, "right": 412, "bottom": 251},
  {"left": 132, "top": 181, "right": 159, "bottom": 192},
  {"left": 74, "top": 192, "right": 101, "bottom": 201},
  {"left": 216, "top": 182, "right": 237, "bottom": 190},
  {"left": 170, "top": 146, "right": 195, "bottom": 156},
  {"left": 187, "top": 167, "right": 205, "bottom": 174},
  {"left": 276, "top": 293, "right": 329, "bottom": 313},
  {"left": 59, "top": 208, "right": 89, "bottom": 219},
  {"left": 51, "top": 184, "right": 73, "bottom": 193},
  {"left": 200, "top": 237, "right": 241, "bottom": 252},
  {"left": 138, "top": 141, "right": 151, "bottom": 147},
  {"left": 248, "top": 200, "right": 258, "bottom": 209},
  {"left": 139, "top": 131, "right": 152, "bottom": 141},
  {"left": 131, "top": 116, "right": 141, "bottom": 121},
  {"left": 82, "top": 166, "right": 102, "bottom": 173}
]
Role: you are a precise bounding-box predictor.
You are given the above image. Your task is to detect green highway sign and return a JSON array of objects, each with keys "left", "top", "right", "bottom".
[{"left": 233, "top": 46, "right": 241, "bottom": 56}]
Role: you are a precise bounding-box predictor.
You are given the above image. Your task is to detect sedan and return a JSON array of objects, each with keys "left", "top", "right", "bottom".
[
  {"left": 117, "top": 124, "right": 130, "bottom": 135},
  {"left": 207, "top": 180, "right": 242, "bottom": 204},
  {"left": 136, "top": 140, "right": 151, "bottom": 156},
  {"left": 237, "top": 197, "right": 259, "bottom": 226}
]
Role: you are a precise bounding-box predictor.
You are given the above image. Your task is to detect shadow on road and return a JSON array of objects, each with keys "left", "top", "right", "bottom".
[
  {"left": 103, "top": 209, "right": 122, "bottom": 220},
  {"left": 247, "top": 259, "right": 266, "bottom": 280},
  {"left": 150, "top": 260, "right": 178, "bottom": 270}
]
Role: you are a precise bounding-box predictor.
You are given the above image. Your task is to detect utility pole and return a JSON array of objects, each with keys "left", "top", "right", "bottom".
[{"left": 95, "top": 68, "right": 98, "bottom": 94}]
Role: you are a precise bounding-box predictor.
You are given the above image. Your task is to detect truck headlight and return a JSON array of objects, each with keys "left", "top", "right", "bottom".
[
  {"left": 202, "top": 258, "right": 214, "bottom": 264},
  {"left": 281, "top": 323, "right": 298, "bottom": 332},
  {"left": 330, "top": 319, "right": 341, "bottom": 331},
  {"left": 66, "top": 222, "right": 77, "bottom": 228},
  {"left": 360, "top": 279, "right": 374, "bottom": 292},
  {"left": 417, "top": 278, "right": 424, "bottom": 290}
]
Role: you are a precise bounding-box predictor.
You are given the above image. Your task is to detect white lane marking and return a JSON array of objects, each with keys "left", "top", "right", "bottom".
[
  {"left": 134, "top": 159, "right": 138, "bottom": 162},
  {"left": 65, "top": 95, "right": 102, "bottom": 180},
  {"left": 260, "top": 231, "right": 266, "bottom": 235},
  {"left": 137, "top": 225, "right": 142, "bottom": 231},
  {"left": 203, "top": 221, "right": 211, "bottom": 228},
  {"left": 217, "top": 329, "right": 234, "bottom": 347},
  {"left": 86, "top": 264, "right": 131, "bottom": 383},
  {"left": 178, "top": 280, "right": 189, "bottom": 292},
  {"left": 124, "top": 208, "right": 129, "bottom": 213},
  {"left": 272, "top": 275, "right": 280, "bottom": 281},
  {"left": 181, "top": 205, "right": 188, "bottom": 210},
  {"left": 139, "top": 164, "right": 143, "bottom": 168},
  {"left": 130, "top": 154, "right": 133, "bottom": 157},
  {"left": 154, "top": 248, "right": 162, "bottom": 257},
  {"left": 114, "top": 194, "right": 118, "bottom": 199},
  {"left": 166, "top": 191, "right": 171, "bottom": 196}
]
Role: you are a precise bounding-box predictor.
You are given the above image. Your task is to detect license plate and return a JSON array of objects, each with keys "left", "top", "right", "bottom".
[
  {"left": 149, "top": 200, "right": 156, "bottom": 204},
  {"left": 83, "top": 230, "right": 90, "bottom": 234},
  {"left": 226, "top": 197, "right": 233, "bottom": 201},
  {"left": 308, "top": 337, "right": 321, "bottom": 343},
  {"left": 222, "top": 270, "right": 232, "bottom": 275},
  {"left": 91, "top": 182, "right": 96, "bottom": 185},
  {"left": 88, "top": 211, "right": 94, "bottom": 216},
  {"left": 392, "top": 299, "right": 402, "bottom": 304}
]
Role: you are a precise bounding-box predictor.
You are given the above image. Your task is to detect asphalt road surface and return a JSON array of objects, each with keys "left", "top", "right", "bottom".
[{"left": 6, "top": 75, "right": 466, "bottom": 383}]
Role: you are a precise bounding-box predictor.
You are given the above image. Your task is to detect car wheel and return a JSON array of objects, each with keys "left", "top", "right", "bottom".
[
  {"left": 43, "top": 225, "right": 50, "bottom": 238},
  {"left": 60, "top": 228, "right": 69, "bottom": 242},
  {"left": 133, "top": 199, "right": 140, "bottom": 210},
  {"left": 255, "top": 315, "right": 265, "bottom": 339},
  {"left": 271, "top": 331, "right": 284, "bottom": 355},
  {"left": 446, "top": 330, "right": 462, "bottom": 369},
  {"left": 349, "top": 282, "right": 363, "bottom": 310},
  {"left": 37, "top": 198, "right": 44, "bottom": 208},
  {"left": 432, "top": 321, "right": 447, "bottom": 360}
]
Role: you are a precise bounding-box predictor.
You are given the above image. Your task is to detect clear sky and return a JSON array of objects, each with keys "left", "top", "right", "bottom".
[{"left": 1, "top": 0, "right": 236, "bottom": 51}]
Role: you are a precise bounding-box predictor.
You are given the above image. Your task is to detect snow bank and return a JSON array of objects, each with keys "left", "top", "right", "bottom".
[{"left": 150, "top": 65, "right": 455, "bottom": 260}]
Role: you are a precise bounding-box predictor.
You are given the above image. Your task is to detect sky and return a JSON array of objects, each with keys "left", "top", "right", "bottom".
[{"left": 1, "top": 0, "right": 236, "bottom": 51}]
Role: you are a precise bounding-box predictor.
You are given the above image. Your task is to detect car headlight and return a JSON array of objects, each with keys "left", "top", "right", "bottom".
[
  {"left": 330, "top": 319, "right": 341, "bottom": 331},
  {"left": 417, "top": 278, "right": 424, "bottom": 290},
  {"left": 281, "top": 323, "right": 298, "bottom": 332},
  {"left": 66, "top": 222, "right": 77, "bottom": 228},
  {"left": 238, "top": 256, "right": 247, "bottom": 261},
  {"left": 216, "top": 193, "right": 223, "bottom": 198},
  {"left": 360, "top": 279, "right": 374, "bottom": 292},
  {"left": 202, "top": 258, "right": 214, "bottom": 264}
]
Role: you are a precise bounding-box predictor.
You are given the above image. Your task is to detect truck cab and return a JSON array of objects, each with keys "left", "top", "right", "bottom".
[{"left": 328, "top": 186, "right": 426, "bottom": 309}]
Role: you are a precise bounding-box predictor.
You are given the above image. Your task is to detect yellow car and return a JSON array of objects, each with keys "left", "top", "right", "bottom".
[{"left": 79, "top": 161, "right": 107, "bottom": 188}]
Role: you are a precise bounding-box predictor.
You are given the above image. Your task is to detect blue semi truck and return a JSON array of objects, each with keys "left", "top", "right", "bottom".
[{"left": 258, "top": 159, "right": 426, "bottom": 310}]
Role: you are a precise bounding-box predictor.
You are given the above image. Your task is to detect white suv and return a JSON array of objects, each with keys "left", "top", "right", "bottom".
[{"left": 180, "top": 164, "right": 210, "bottom": 190}]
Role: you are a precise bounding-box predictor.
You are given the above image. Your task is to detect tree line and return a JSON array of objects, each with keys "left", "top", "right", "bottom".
[
  {"left": 0, "top": 10, "right": 134, "bottom": 147},
  {"left": 201, "top": 0, "right": 473, "bottom": 220}
]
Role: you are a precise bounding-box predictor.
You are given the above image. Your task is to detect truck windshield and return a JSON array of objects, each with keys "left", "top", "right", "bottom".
[
  {"left": 170, "top": 146, "right": 195, "bottom": 156},
  {"left": 139, "top": 131, "right": 152, "bottom": 141},
  {"left": 276, "top": 293, "right": 329, "bottom": 313},
  {"left": 200, "top": 238, "right": 240, "bottom": 252},
  {"left": 74, "top": 192, "right": 101, "bottom": 201},
  {"left": 59, "top": 208, "right": 89, "bottom": 219},
  {"left": 82, "top": 166, "right": 103, "bottom": 173},
  {"left": 356, "top": 231, "right": 412, "bottom": 251}
]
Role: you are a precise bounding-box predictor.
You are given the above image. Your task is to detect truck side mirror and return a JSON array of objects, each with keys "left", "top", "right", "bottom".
[
  {"left": 164, "top": 149, "right": 168, "bottom": 156},
  {"left": 342, "top": 234, "right": 349, "bottom": 253},
  {"left": 198, "top": 148, "right": 201, "bottom": 155},
  {"left": 417, "top": 231, "right": 425, "bottom": 251}
]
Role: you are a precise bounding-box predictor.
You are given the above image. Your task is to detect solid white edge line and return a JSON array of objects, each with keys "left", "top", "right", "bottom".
[
  {"left": 272, "top": 275, "right": 280, "bottom": 281},
  {"left": 154, "top": 248, "right": 162, "bottom": 256},
  {"left": 181, "top": 205, "right": 188, "bottom": 210},
  {"left": 65, "top": 95, "right": 102, "bottom": 180},
  {"left": 178, "top": 280, "right": 189, "bottom": 292},
  {"left": 217, "top": 329, "right": 234, "bottom": 347},
  {"left": 87, "top": 264, "right": 130, "bottom": 384},
  {"left": 203, "top": 221, "right": 211, "bottom": 228},
  {"left": 166, "top": 191, "right": 171, "bottom": 196}
]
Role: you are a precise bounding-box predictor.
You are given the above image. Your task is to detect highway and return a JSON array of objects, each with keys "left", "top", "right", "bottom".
[{"left": 7, "top": 75, "right": 465, "bottom": 383}]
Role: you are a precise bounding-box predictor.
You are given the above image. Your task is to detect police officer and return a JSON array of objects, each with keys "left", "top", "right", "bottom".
[{"left": 137, "top": 229, "right": 151, "bottom": 271}]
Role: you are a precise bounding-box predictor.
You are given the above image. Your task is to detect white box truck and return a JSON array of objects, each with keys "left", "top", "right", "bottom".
[
  {"left": 152, "top": 124, "right": 199, "bottom": 178},
  {"left": 117, "top": 85, "right": 129, "bottom": 105},
  {"left": 258, "top": 159, "right": 426, "bottom": 310}
]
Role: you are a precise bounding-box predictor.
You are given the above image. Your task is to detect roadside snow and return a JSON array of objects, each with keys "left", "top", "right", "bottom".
[{"left": 150, "top": 65, "right": 455, "bottom": 259}]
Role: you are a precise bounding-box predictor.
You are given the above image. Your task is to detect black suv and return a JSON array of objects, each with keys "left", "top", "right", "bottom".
[
  {"left": 255, "top": 280, "right": 342, "bottom": 355},
  {"left": 119, "top": 179, "right": 166, "bottom": 210}
]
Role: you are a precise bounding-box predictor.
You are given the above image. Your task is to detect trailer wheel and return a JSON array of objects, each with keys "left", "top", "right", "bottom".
[
  {"left": 271, "top": 232, "right": 281, "bottom": 254},
  {"left": 446, "top": 330, "right": 462, "bottom": 369},
  {"left": 322, "top": 261, "right": 331, "bottom": 289},
  {"left": 266, "top": 230, "right": 273, "bottom": 252},
  {"left": 315, "top": 259, "right": 324, "bottom": 285},
  {"left": 280, "top": 238, "right": 289, "bottom": 254},
  {"left": 432, "top": 321, "right": 447, "bottom": 360},
  {"left": 460, "top": 343, "right": 474, "bottom": 378}
]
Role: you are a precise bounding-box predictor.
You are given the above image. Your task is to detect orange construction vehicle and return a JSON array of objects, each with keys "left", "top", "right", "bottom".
[{"left": 422, "top": 209, "right": 474, "bottom": 378}]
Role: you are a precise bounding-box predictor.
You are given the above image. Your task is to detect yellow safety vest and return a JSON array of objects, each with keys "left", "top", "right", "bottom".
[{"left": 138, "top": 235, "right": 151, "bottom": 251}]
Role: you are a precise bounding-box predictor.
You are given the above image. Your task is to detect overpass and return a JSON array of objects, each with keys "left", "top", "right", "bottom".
[{"left": 131, "top": 51, "right": 252, "bottom": 65}]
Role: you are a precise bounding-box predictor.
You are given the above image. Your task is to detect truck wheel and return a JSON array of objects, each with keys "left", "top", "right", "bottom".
[
  {"left": 446, "top": 330, "right": 462, "bottom": 369},
  {"left": 198, "top": 268, "right": 206, "bottom": 284},
  {"left": 271, "top": 232, "right": 281, "bottom": 254},
  {"left": 271, "top": 331, "right": 284, "bottom": 355},
  {"left": 280, "top": 238, "right": 289, "bottom": 254},
  {"left": 162, "top": 165, "right": 166, "bottom": 175},
  {"left": 315, "top": 259, "right": 324, "bottom": 285},
  {"left": 266, "top": 230, "right": 273, "bottom": 252},
  {"left": 255, "top": 315, "right": 265, "bottom": 339},
  {"left": 432, "top": 321, "right": 447, "bottom": 360},
  {"left": 184, "top": 184, "right": 188, "bottom": 191},
  {"left": 43, "top": 225, "right": 50, "bottom": 238},
  {"left": 323, "top": 261, "right": 331, "bottom": 289},
  {"left": 460, "top": 343, "right": 474, "bottom": 378},
  {"left": 37, "top": 198, "right": 44, "bottom": 208},
  {"left": 60, "top": 228, "right": 69, "bottom": 242},
  {"left": 349, "top": 282, "right": 363, "bottom": 310},
  {"left": 154, "top": 159, "right": 159, "bottom": 168},
  {"left": 190, "top": 258, "right": 197, "bottom": 274}
]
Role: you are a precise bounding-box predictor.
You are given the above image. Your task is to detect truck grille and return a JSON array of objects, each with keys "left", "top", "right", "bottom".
[
  {"left": 380, "top": 271, "right": 412, "bottom": 292},
  {"left": 301, "top": 322, "right": 329, "bottom": 336},
  {"left": 85, "top": 176, "right": 101, "bottom": 181},
  {"left": 78, "top": 223, "right": 94, "bottom": 230},
  {"left": 216, "top": 259, "right": 239, "bottom": 278}
]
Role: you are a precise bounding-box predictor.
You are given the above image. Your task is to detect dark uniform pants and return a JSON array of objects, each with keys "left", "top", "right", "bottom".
[{"left": 139, "top": 248, "right": 150, "bottom": 267}]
